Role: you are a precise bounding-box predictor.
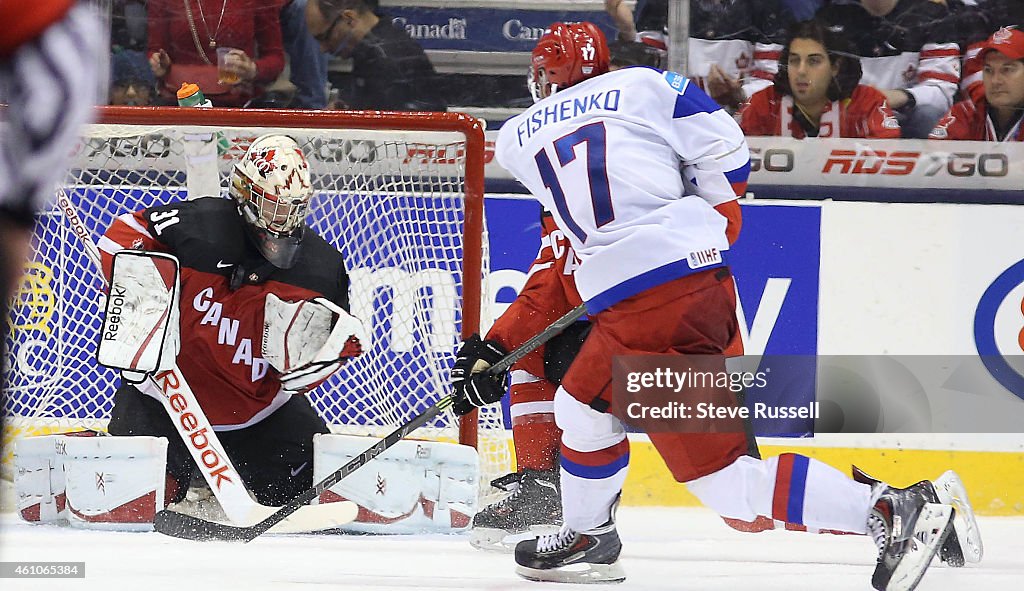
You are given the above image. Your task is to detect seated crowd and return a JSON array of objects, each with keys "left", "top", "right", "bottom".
[
  {"left": 110, "top": 0, "right": 444, "bottom": 110},
  {"left": 108, "top": 0, "right": 1024, "bottom": 142}
]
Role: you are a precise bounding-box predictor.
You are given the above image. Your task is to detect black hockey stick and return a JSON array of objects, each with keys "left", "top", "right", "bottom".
[{"left": 153, "top": 303, "right": 589, "bottom": 542}]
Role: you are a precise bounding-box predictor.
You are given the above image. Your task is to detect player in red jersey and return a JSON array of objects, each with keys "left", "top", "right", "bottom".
[{"left": 99, "top": 135, "right": 362, "bottom": 506}]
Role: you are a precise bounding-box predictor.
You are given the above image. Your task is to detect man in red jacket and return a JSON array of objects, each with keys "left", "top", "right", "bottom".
[
  {"left": 930, "top": 27, "right": 1024, "bottom": 142},
  {"left": 740, "top": 20, "right": 901, "bottom": 139}
]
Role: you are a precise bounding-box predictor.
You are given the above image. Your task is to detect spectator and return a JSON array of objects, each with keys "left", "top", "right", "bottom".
[
  {"left": 605, "top": 0, "right": 793, "bottom": 111},
  {"left": 147, "top": 0, "right": 285, "bottom": 107},
  {"left": 815, "top": 0, "right": 960, "bottom": 138},
  {"left": 941, "top": 0, "right": 1024, "bottom": 103},
  {"left": 930, "top": 26, "right": 1024, "bottom": 141},
  {"left": 110, "top": 49, "right": 157, "bottom": 106},
  {"left": 306, "top": 0, "right": 446, "bottom": 111},
  {"left": 605, "top": 0, "right": 669, "bottom": 44},
  {"left": 280, "top": 0, "right": 328, "bottom": 109},
  {"left": 740, "top": 20, "right": 901, "bottom": 138}
]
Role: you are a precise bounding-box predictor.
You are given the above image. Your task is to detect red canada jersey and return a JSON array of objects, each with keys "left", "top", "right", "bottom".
[
  {"left": 99, "top": 197, "right": 349, "bottom": 428},
  {"left": 740, "top": 85, "right": 901, "bottom": 139},
  {"left": 929, "top": 97, "right": 1024, "bottom": 142},
  {"left": 486, "top": 211, "right": 583, "bottom": 378}
]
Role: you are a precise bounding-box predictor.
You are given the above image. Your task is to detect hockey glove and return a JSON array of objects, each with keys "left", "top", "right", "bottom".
[
  {"left": 263, "top": 295, "right": 366, "bottom": 394},
  {"left": 450, "top": 334, "right": 509, "bottom": 416}
]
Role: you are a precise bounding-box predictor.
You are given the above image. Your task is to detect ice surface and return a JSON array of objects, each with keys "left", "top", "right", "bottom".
[{"left": 1, "top": 507, "right": 1021, "bottom": 590}]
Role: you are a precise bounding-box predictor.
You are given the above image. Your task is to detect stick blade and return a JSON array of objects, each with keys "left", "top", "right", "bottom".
[
  {"left": 154, "top": 510, "right": 253, "bottom": 541},
  {"left": 154, "top": 510, "right": 247, "bottom": 541},
  {"left": 154, "top": 500, "right": 360, "bottom": 541}
]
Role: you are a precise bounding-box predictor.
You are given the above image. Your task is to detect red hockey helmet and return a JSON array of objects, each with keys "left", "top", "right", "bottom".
[{"left": 529, "top": 22, "right": 610, "bottom": 102}]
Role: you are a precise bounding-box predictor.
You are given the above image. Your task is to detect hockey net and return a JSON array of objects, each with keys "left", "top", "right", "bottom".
[{"left": 2, "top": 107, "right": 511, "bottom": 499}]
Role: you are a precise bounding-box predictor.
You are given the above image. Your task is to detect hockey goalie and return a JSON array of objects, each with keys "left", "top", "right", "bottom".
[{"left": 15, "top": 135, "right": 475, "bottom": 533}]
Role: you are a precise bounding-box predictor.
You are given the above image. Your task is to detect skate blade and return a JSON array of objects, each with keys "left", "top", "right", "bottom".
[
  {"left": 886, "top": 503, "right": 954, "bottom": 591},
  {"left": 470, "top": 525, "right": 561, "bottom": 553},
  {"left": 933, "top": 470, "right": 983, "bottom": 563},
  {"left": 515, "top": 560, "right": 626, "bottom": 584}
]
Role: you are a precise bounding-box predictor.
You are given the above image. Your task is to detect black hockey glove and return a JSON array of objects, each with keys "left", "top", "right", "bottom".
[{"left": 450, "top": 334, "right": 509, "bottom": 416}]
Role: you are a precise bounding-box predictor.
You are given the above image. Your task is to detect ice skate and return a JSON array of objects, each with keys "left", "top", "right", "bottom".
[
  {"left": 470, "top": 468, "right": 562, "bottom": 552},
  {"left": 932, "top": 470, "right": 983, "bottom": 564},
  {"left": 867, "top": 483, "right": 955, "bottom": 591},
  {"left": 514, "top": 519, "right": 625, "bottom": 584},
  {"left": 854, "top": 466, "right": 976, "bottom": 567}
]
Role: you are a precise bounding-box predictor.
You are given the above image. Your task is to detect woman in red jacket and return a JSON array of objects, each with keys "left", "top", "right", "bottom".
[
  {"left": 739, "top": 20, "right": 901, "bottom": 139},
  {"left": 148, "top": 0, "right": 285, "bottom": 106}
]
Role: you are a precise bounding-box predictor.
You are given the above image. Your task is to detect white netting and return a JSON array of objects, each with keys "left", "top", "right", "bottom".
[{"left": 3, "top": 115, "right": 511, "bottom": 498}]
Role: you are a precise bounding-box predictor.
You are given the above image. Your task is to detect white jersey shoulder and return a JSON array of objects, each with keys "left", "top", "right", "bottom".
[{"left": 496, "top": 68, "right": 748, "bottom": 313}]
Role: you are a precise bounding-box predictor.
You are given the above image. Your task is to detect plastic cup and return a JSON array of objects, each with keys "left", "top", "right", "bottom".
[{"left": 217, "top": 47, "right": 241, "bottom": 85}]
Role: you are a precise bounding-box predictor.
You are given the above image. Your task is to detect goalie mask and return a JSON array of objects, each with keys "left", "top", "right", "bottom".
[
  {"left": 230, "top": 134, "right": 313, "bottom": 269},
  {"left": 529, "top": 22, "right": 610, "bottom": 102}
]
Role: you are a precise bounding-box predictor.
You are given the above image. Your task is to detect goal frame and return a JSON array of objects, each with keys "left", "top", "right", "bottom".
[{"left": 92, "top": 105, "right": 487, "bottom": 449}]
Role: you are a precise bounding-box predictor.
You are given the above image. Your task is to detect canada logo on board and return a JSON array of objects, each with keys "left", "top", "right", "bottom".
[{"left": 974, "top": 257, "right": 1024, "bottom": 400}]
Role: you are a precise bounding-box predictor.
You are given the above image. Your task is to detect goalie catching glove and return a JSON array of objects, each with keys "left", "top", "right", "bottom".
[
  {"left": 449, "top": 334, "right": 509, "bottom": 416},
  {"left": 262, "top": 294, "right": 365, "bottom": 394}
]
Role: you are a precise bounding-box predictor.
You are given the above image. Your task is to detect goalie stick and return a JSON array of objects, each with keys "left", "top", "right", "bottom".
[
  {"left": 56, "top": 189, "right": 358, "bottom": 533},
  {"left": 153, "top": 303, "right": 590, "bottom": 541}
]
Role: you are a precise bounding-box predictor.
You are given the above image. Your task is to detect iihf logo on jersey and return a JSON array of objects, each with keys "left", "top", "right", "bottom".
[{"left": 974, "top": 257, "right": 1024, "bottom": 401}]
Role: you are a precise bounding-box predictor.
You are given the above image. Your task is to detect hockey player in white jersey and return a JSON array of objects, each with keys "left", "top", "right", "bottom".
[{"left": 451, "top": 22, "right": 978, "bottom": 590}]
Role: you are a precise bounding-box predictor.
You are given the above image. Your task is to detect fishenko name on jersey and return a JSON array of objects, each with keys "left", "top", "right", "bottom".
[{"left": 516, "top": 89, "right": 621, "bottom": 146}]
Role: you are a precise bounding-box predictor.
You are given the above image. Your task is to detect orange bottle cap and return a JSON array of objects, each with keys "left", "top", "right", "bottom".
[{"left": 176, "top": 82, "right": 200, "bottom": 100}]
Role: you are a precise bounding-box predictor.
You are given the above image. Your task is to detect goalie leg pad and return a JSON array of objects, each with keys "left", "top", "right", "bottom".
[
  {"left": 14, "top": 431, "right": 103, "bottom": 524},
  {"left": 64, "top": 436, "right": 168, "bottom": 532},
  {"left": 313, "top": 434, "right": 479, "bottom": 534}
]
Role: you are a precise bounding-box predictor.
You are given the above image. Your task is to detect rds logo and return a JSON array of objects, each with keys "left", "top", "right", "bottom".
[{"left": 974, "top": 258, "right": 1024, "bottom": 400}]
